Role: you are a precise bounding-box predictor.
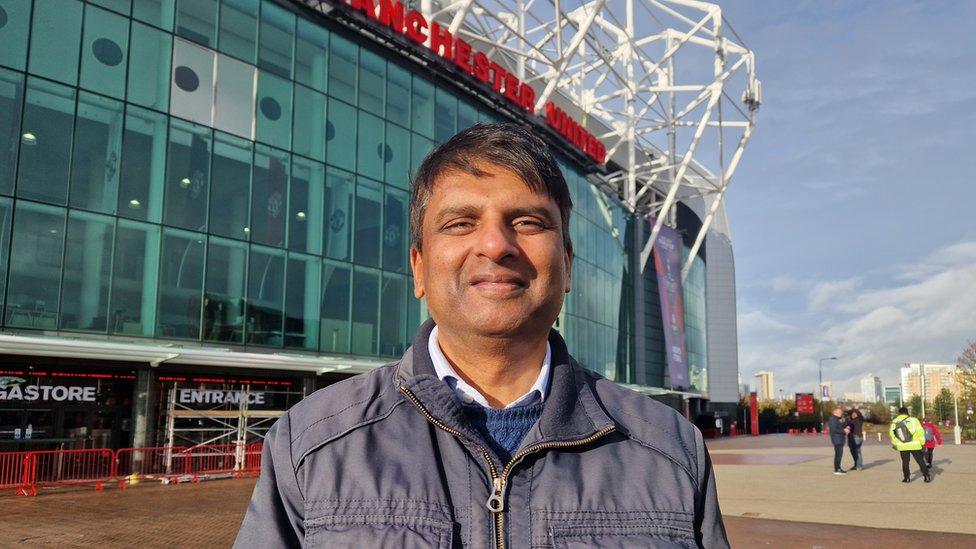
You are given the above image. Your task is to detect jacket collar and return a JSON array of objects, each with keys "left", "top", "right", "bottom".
[{"left": 395, "top": 319, "right": 614, "bottom": 447}]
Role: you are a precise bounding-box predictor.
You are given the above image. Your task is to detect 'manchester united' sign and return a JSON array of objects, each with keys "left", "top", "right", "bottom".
[{"left": 340, "top": 0, "right": 607, "bottom": 164}]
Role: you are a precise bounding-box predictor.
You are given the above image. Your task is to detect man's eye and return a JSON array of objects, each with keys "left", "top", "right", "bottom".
[
  {"left": 514, "top": 219, "right": 547, "bottom": 232},
  {"left": 443, "top": 221, "right": 474, "bottom": 232}
]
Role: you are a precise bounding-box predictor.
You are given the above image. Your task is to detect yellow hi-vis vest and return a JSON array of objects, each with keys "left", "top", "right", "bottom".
[{"left": 889, "top": 414, "right": 925, "bottom": 451}]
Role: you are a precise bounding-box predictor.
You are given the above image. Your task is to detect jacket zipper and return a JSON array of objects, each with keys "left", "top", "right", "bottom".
[{"left": 400, "top": 385, "right": 616, "bottom": 549}]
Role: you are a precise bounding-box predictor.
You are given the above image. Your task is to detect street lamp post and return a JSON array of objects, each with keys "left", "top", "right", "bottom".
[
  {"left": 951, "top": 369, "right": 962, "bottom": 445},
  {"left": 818, "top": 356, "right": 838, "bottom": 431}
]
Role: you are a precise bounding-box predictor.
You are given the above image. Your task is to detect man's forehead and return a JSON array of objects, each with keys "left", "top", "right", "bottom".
[{"left": 428, "top": 165, "right": 553, "bottom": 205}]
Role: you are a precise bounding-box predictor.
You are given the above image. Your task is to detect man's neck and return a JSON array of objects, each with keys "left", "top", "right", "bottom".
[{"left": 435, "top": 328, "right": 549, "bottom": 408}]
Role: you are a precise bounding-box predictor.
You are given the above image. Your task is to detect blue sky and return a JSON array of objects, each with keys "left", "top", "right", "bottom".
[{"left": 715, "top": 1, "right": 976, "bottom": 396}]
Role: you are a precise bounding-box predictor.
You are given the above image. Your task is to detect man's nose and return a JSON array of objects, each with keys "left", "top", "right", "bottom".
[{"left": 475, "top": 221, "right": 520, "bottom": 263}]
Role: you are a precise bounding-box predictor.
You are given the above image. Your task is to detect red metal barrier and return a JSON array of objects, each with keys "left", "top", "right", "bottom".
[
  {"left": 0, "top": 452, "right": 31, "bottom": 494},
  {"left": 1, "top": 443, "right": 264, "bottom": 496},
  {"left": 23, "top": 448, "right": 115, "bottom": 495}
]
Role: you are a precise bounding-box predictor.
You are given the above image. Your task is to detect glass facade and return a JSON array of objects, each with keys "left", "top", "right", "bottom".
[
  {"left": 683, "top": 247, "right": 708, "bottom": 395},
  {"left": 0, "top": 0, "right": 704, "bottom": 392}
]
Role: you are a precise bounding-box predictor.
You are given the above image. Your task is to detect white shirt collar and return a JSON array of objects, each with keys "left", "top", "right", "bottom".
[{"left": 428, "top": 325, "right": 551, "bottom": 409}]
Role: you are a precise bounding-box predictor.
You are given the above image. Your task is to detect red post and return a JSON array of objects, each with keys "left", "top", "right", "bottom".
[{"left": 749, "top": 392, "right": 759, "bottom": 437}]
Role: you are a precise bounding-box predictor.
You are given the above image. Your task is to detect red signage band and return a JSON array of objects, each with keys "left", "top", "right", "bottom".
[{"left": 342, "top": 0, "right": 607, "bottom": 164}]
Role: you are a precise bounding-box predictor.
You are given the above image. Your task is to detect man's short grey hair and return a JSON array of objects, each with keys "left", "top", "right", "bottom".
[{"left": 409, "top": 122, "right": 573, "bottom": 251}]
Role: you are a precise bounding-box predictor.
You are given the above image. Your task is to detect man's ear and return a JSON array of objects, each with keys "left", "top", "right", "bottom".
[
  {"left": 410, "top": 246, "right": 426, "bottom": 299},
  {"left": 563, "top": 243, "right": 573, "bottom": 293}
]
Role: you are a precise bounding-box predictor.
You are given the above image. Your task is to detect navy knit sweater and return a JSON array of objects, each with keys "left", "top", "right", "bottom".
[{"left": 462, "top": 402, "right": 545, "bottom": 463}]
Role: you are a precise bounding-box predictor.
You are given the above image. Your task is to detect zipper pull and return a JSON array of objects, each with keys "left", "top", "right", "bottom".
[{"left": 486, "top": 477, "right": 505, "bottom": 513}]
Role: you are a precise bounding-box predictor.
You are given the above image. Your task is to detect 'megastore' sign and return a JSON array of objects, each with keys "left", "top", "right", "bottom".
[{"left": 340, "top": 0, "right": 607, "bottom": 164}]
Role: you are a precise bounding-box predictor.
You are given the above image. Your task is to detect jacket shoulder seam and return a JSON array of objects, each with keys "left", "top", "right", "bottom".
[
  {"left": 612, "top": 407, "right": 698, "bottom": 488},
  {"left": 295, "top": 399, "right": 405, "bottom": 466}
]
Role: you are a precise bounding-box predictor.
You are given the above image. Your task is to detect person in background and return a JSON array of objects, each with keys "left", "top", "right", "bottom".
[
  {"left": 921, "top": 417, "right": 943, "bottom": 468},
  {"left": 828, "top": 407, "right": 850, "bottom": 475},
  {"left": 847, "top": 408, "right": 864, "bottom": 470},
  {"left": 889, "top": 406, "right": 930, "bottom": 483}
]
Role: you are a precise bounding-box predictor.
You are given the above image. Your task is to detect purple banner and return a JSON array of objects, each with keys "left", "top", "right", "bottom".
[{"left": 651, "top": 221, "right": 689, "bottom": 388}]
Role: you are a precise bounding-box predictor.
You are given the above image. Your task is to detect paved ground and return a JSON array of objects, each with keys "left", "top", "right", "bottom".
[
  {"left": 710, "top": 433, "right": 976, "bottom": 536},
  {"left": 0, "top": 433, "right": 973, "bottom": 547}
]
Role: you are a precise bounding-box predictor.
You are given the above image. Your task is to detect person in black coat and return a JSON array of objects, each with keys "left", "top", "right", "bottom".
[{"left": 828, "top": 407, "right": 850, "bottom": 474}]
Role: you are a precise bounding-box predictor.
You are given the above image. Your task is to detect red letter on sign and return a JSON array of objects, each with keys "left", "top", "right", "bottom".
[
  {"left": 473, "top": 52, "right": 491, "bottom": 82},
  {"left": 377, "top": 0, "right": 405, "bottom": 33},
  {"left": 405, "top": 10, "right": 428, "bottom": 44},
  {"left": 454, "top": 38, "right": 473, "bottom": 74},
  {"left": 503, "top": 73, "right": 520, "bottom": 103},
  {"left": 351, "top": 0, "right": 378, "bottom": 19},
  {"left": 429, "top": 23, "right": 454, "bottom": 61},
  {"left": 489, "top": 62, "right": 506, "bottom": 92},
  {"left": 518, "top": 83, "right": 535, "bottom": 112}
]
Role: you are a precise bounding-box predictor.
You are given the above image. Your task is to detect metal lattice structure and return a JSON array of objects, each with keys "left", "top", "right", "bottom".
[{"left": 304, "top": 0, "right": 760, "bottom": 279}]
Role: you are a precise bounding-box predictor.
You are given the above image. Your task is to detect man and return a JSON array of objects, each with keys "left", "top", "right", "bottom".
[
  {"left": 920, "top": 417, "right": 944, "bottom": 468},
  {"left": 827, "top": 407, "right": 850, "bottom": 475},
  {"left": 235, "top": 123, "right": 728, "bottom": 548},
  {"left": 889, "top": 406, "right": 930, "bottom": 483}
]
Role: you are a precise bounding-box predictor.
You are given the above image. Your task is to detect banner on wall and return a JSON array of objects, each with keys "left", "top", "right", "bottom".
[{"left": 651, "top": 220, "right": 689, "bottom": 388}]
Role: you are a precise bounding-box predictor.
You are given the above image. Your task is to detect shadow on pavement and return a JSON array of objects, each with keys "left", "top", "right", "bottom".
[{"left": 859, "top": 459, "right": 893, "bottom": 469}]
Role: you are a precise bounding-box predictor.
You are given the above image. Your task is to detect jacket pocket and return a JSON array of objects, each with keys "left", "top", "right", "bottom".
[
  {"left": 304, "top": 499, "right": 456, "bottom": 548},
  {"left": 536, "top": 510, "right": 697, "bottom": 549}
]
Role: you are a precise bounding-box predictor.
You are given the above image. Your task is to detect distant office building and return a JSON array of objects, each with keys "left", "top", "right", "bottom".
[
  {"left": 859, "top": 374, "right": 882, "bottom": 403},
  {"left": 842, "top": 392, "right": 863, "bottom": 402},
  {"left": 883, "top": 386, "right": 901, "bottom": 407},
  {"left": 900, "top": 363, "right": 958, "bottom": 403},
  {"left": 753, "top": 371, "right": 774, "bottom": 400}
]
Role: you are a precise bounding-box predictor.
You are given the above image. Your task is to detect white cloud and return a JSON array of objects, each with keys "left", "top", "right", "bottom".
[{"left": 738, "top": 239, "right": 976, "bottom": 395}]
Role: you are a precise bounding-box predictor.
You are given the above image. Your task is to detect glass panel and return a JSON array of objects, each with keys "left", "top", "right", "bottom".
[
  {"left": 127, "top": 22, "right": 172, "bottom": 111},
  {"left": 133, "top": 0, "right": 175, "bottom": 30},
  {"left": 354, "top": 177, "right": 381, "bottom": 268},
  {"left": 358, "top": 49, "right": 385, "bottom": 115},
  {"left": 209, "top": 131, "right": 252, "bottom": 239},
  {"left": 203, "top": 236, "right": 246, "bottom": 343},
  {"left": 214, "top": 53, "right": 257, "bottom": 139},
  {"left": 164, "top": 119, "right": 211, "bottom": 231},
  {"left": 326, "top": 98, "right": 355, "bottom": 172},
  {"left": 0, "top": 197, "right": 11, "bottom": 308},
  {"left": 320, "top": 260, "right": 350, "bottom": 354},
  {"left": 258, "top": 0, "right": 294, "bottom": 79},
  {"left": 0, "top": 69, "right": 24, "bottom": 196},
  {"left": 156, "top": 227, "right": 204, "bottom": 339},
  {"left": 170, "top": 37, "right": 215, "bottom": 126},
  {"left": 458, "top": 100, "right": 478, "bottom": 131},
  {"left": 60, "top": 211, "right": 114, "bottom": 332},
  {"left": 109, "top": 219, "right": 159, "bottom": 336},
  {"left": 410, "top": 132, "right": 433, "bottom": 178},
  {"left": 118, "top": 106, "right": 167, "bottom": 222},
  {"left": 17, "top": 78, "right": 76, "bottom": 205},
  {"left": 328, "top": 34, "right": 357, "bottom": 104},
  {"left": 295, "top": 18, "right": 328, "bottom": 93},
  {"left": 351, "top": 268, "right": 379, "bottom": 355},
  {"left": 293, "top": 85, "right": 326, "bottom": 162},
  {"left": 323, "top": 166, "right": 353, "bottom": 261},
  {"left": 90, "top": 0, "right": 131, "bottom": 15},
  {"left": 385, "top": 63, "right": 410, "bottom": 128},
  {"left": 410, "top": 77, "right": 433, "bottom": 138},
  {"left": 246, "top": 245, "right": 284, "bottom": 346},
  {"left": 80, "top": 5, "right": 129, "bottom": 99},
  {"left": 384, "top": 122, "right": 409, "bottom": 190},
  {"left": 284, "top": 253, "right": 320, "bottom": 350},
  {"left": 289, "top": 156, "right": 324, "bottom": 254},
  {"left": 255, "top": 71, "right": 292, "bottom": 150},
  {"left": 434, "top": 88, "right": 457, "bottom": 143},
  {"left": 383, "top": 186, "right": 407, "bottom": 273},
  {"left": 28, "top": 0, "right": 83, "bottom": 85},
  {"left": 175, "top": 0, "right": 217, "bottom": 47},
  {"left": 5, "top": 201, "right": 64, "bottom": 329},
  {"left": 0, "top": 0, "right": 31, "bottom": 71},
  {"left": 69, "top": 92, "right": 124, "bottom": 214},
  {"left": 379, "top": 273, "right": 406, "bottom": 357},
  {"left": 406, "top": 276, "right": 425, "bottom": 347},
  {"left": 250, "top": 144, "right": 288, "bottom": 246},
  {"left": 357, "top": 110, "right": 383, "bottom": 181},
  {"left": 218, "top": 0, "right": 257, "bottom": 63}
]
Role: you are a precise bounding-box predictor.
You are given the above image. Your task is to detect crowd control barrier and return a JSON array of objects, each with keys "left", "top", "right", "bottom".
[{"left": 0, "top": 442, "right": 263, "bottom": 496}]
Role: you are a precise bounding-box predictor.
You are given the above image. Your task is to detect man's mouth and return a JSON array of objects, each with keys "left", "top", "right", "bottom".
[{"left": 469, "top": 274, "right": 527, "bottom": 293}]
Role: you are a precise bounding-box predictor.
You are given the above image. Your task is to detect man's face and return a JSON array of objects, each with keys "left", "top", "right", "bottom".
[
  {"left": 833, "top": 408, "right": 842, "bottom": 417},
  {"left": 410, "top": 162, "right": 572, "bottom": 340}
]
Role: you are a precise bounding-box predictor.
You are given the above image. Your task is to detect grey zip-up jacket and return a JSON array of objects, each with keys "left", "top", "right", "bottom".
[{"left": 235, "top": 321, "right": 728, "bottom": 548}]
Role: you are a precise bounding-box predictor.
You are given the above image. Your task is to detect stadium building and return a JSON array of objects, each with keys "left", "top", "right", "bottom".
[{"left": 0, "top": 0, "right": 757, "bottom": 450}]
